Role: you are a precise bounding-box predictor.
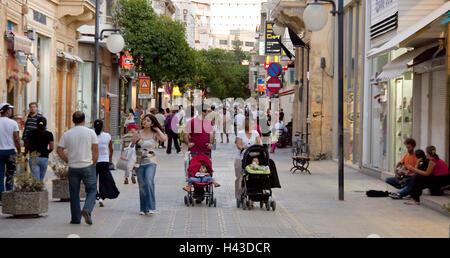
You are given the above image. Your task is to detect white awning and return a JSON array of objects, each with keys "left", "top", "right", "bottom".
[
  {"left": 377, "top": 44, "right": 437, "bottom": 81},
  {"left": 367, "top": 2, "right": 450, "bottom": 58},
  {"left": 58, "top": 52, "right": 84, "bottom": 63}
]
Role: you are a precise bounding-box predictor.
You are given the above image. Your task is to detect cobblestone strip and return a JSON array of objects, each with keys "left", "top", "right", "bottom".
[{"left": 217, "top": 208, "right": 227, "bottom": 237}]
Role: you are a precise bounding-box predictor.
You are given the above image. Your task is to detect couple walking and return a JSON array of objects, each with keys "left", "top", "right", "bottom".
[{"left": 58, "top": 111, "right": 166, "bottom": 225}]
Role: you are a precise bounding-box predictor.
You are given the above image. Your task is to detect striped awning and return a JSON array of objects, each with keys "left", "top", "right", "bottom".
[
  {"left": 7, "top": 31, "right": 32, "bottom": 54},
  {"left": 377, "top": 44, "right": 437, "bottom": 81}
]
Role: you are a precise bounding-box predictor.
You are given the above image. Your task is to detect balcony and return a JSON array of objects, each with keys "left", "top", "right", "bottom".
[
  {"left": 57, "top": 0, "right": 96, "bottom": 28},
  {"left": 271, "top": 0, "right": 307, "bottom": 35}
]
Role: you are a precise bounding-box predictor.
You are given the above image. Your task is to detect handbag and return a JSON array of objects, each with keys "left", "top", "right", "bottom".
[{"left": 116, "top": 143, "right": 136, "bottom": 171}]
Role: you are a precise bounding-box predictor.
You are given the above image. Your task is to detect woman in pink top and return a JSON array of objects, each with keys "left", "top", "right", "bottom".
[{"left": 405, "top": 146, "right": 450, "bottom": 205}]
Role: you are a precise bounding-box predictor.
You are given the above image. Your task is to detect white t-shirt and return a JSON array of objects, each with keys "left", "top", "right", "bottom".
[
  {"left": 97, "top": 132, "right": 111, "bottom": 163},
  {"left": 235, "top": 114, "right": 245, "bottom": 131},
  {"left": 58, "top": 126, "right": 98, "bottom": 168},
  {"left": 236, "top": 130, "right": 260, "bottom": 159},
  {"left": 0, "top": 117, "right": 19, "bottom": 150}
]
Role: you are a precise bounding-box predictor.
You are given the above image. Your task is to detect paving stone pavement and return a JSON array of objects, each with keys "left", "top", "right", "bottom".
[{"left": 0, "top": 140, "right": 449, "bottom": 238}]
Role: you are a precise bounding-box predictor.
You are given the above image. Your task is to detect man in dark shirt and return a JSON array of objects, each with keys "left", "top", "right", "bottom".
[
  {"left": 24, "top": 116, "right": 54, "bottom": 181},
  {"left": 23, "top": 102, "right": 43, "bottom": 141}
]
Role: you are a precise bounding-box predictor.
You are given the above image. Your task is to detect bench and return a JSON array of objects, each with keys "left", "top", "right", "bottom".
[{"left": 291, "top": 155, "right": 311, "bottom": 174}]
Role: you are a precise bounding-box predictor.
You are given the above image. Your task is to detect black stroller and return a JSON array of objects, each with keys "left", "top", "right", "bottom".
[{"left": 237, "top": 145, "right": 280, "bottom": 211}]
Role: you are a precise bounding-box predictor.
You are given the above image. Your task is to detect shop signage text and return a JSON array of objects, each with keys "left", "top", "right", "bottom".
[{"left": 265, "top": 22, "right": 281, "bottom": 55}]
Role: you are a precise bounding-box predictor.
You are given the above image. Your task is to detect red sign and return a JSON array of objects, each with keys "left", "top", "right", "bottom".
[
  {"left": 267, "top": 77, "right": 281, "bottom": 93},
  {"left": 121, "top": 54, "right": 135, "bottom": 70}
]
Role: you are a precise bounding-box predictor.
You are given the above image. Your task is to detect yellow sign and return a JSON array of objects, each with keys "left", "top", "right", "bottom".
[
  {"left": 172, "top": 86, "right": 182, "bottom": 97},
  {"left": 138, "top": 76, "right": 151, "bottom": 99}
]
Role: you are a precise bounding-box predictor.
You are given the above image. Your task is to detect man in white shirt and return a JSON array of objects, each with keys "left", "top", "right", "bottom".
[
  {"left": 0, "top": 103, "right": 21, "bottom": 205},
  {"left": 234, "top": 109, "right": 245, "bottom": 133},
  {"left": 57, "top": 111, "right": 98, "bottom": 225}
]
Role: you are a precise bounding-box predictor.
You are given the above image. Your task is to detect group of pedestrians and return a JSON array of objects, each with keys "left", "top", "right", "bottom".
[{"left": 386, "top": 138, "right": 450, "bottom": 205}]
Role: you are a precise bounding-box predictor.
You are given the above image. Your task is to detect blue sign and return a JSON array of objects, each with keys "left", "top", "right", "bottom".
[
  {"left": 257, "top": 78, "right": 265, "bottom": 85},
  {"left": 267, "top": 63, "right": 282, "bottom": 77}
]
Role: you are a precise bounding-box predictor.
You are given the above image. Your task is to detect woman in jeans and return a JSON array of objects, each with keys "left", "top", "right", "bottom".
[
  {"left": 25, "top": 116, "right": 53, "bottom": 182},
  {"left": 405, "top": 146, "right": 450, "bottom": 205},
  {"left": 131, "top": 114, "right": 167, "bottom": 215}
]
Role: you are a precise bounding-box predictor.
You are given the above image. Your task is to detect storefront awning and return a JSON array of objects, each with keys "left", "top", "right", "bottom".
[
  {"left": 377, "top": 44, "right": 437, "bottom": 81},
  {"left": 367, "top": 2, "right": 450, "bottom": 58},
  {"left": 7, "top": 31, "right": 32, "bottom": 54},
  {"left": 57, "top": 52, "right": 84, "bottom": 63}
]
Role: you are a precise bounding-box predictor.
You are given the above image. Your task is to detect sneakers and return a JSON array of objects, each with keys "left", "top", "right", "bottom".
[
  {"left": 389, "top": 193, "right": 402, "bottom": 199},
  {"left": 149, "top": 210, "right": 155, "bottom": 214},
  {"left": 131, "top": 175, "right": 137, "bottom": 184},
  {"left": 124, "top": 177, "right": 129, "bottom": 184},
  {"left": 81, "top": 210, "right": 92, "bottom": 225},
  {"left": 99, "top": 200, "right": 104, "bottom": 207}
]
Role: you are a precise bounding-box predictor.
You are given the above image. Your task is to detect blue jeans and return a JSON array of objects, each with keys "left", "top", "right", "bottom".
[
  {"left": 188, "top": 177, "right": 214, "bottom": 186},
  {"left": 398, "top": 174, "right": 417, "bottom": 197},
  {"left": 0, "top": 149, "right": 16, "bottom": 202},
  {"left": 136, "top": 164, "right": 157, "bottom": 212},
  {"left": 29, "top": 157, "right": 49, "bottom": 182},
  {"left": 68, "top": 165, "right": 97, "bottom": 223}
]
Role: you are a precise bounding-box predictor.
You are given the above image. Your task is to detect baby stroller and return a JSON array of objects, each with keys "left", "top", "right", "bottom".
[
  {"left": 183, "top": 153, "right": 217, "bottom": 207},
  {"left": 238, "top": 145, "right": 277, "bottom": 211}
]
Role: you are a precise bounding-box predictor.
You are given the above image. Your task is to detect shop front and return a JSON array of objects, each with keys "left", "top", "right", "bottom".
[{"left": 363, "top": 1, "right": 450, "bottom": 172}]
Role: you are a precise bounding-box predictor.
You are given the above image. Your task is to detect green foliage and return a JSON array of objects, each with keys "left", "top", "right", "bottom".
[{"left": 114, "top": 0, "right": 249, "bottom": 99}]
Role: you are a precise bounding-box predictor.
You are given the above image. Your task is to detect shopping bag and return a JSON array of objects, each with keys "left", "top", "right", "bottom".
[{"left": 116, "top": 143, "right": 136, "bottom": 171}]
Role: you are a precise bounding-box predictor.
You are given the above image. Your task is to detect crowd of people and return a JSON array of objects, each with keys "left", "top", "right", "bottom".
[{"left": 0, "top": 101, "right": 449, "bottom": 226}]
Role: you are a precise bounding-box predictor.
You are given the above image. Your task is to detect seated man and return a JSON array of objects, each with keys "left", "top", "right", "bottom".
[
  {"left": 184, "top": 105, "right": 214, "bottom": 154},
  {"left": 386, "top": 138, "right": 418, "bottom": 195}
]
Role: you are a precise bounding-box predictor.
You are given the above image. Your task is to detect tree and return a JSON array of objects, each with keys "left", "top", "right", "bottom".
[{"left": 114, "top": 0, "right": 193, "bottom": 87}]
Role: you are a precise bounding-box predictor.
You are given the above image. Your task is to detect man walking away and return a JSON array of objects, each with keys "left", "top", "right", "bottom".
[
  {"left": 57, "top": 111, "right": 98, "bottom": 225},
  {"left": 0, "top": 103, "right": 21, "bottom": 205},
  {"left": 23, "top": 102, "right": 43, "bottom": 141}
]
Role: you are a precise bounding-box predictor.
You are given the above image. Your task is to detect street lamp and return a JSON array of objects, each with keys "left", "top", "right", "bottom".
[
  {"left": 303, "top": 0, "right": 344, "bottom": 201},
  {"left": 93, "top": 0, "right": 125, "bottom": 123}
]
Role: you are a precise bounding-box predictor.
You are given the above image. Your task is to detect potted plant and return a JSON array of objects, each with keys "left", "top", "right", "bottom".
[
  {"left": 49, "top": 153, "right": 86, "bottom": 201},
  {"left": 2, "top": 154, "right": 48, "bottom": 217}
]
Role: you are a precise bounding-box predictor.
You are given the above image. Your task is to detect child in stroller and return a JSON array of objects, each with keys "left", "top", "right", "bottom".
[
  {"left": 239, "top": 145, "right": 277, "bottom": 211},
  {"left": 183, "top": 154, "right": 219, "bottom": 207},
  {"left": 183, "top": 163, "right": 221, "bottom": 192}
]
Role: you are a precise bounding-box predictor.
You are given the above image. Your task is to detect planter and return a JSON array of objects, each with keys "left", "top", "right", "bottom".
[
  {"left": 2, "top": 190, "right": 48, "bottom": 217},
  {"left": 52, "top": 179, "right": 86, "bottom": 201}
]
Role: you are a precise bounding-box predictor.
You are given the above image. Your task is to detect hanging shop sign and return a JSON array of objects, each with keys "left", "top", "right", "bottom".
[
  {"left": 172, "top": 86, "right": 182, "bottom": 97},
  {"left": 121, "top": 54, "right": 134, "bottom": 70},
  {"left": 138, "top": 76, "right": 151, "bottom": 99},
  {"left": 257, "top": 78, "right": 266, "bottom": 92},
  {"left": 265, "top": 21, "right": 281, "bottom": 55}
]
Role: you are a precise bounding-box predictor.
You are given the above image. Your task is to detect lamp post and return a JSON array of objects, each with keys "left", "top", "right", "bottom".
[
  {"left": 303, "top": 0, "right": 344, "bottom": 201},
  {"left": 93, "top": 0, "right": 125, "bottom": 123}
]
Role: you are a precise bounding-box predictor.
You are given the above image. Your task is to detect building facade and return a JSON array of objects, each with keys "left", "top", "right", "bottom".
[
  {"left": 362, "top": 0, "right": 450, "bottom": 174},
  {"left": 1, "top": 0, "right": 95, "bottom": 141}
]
